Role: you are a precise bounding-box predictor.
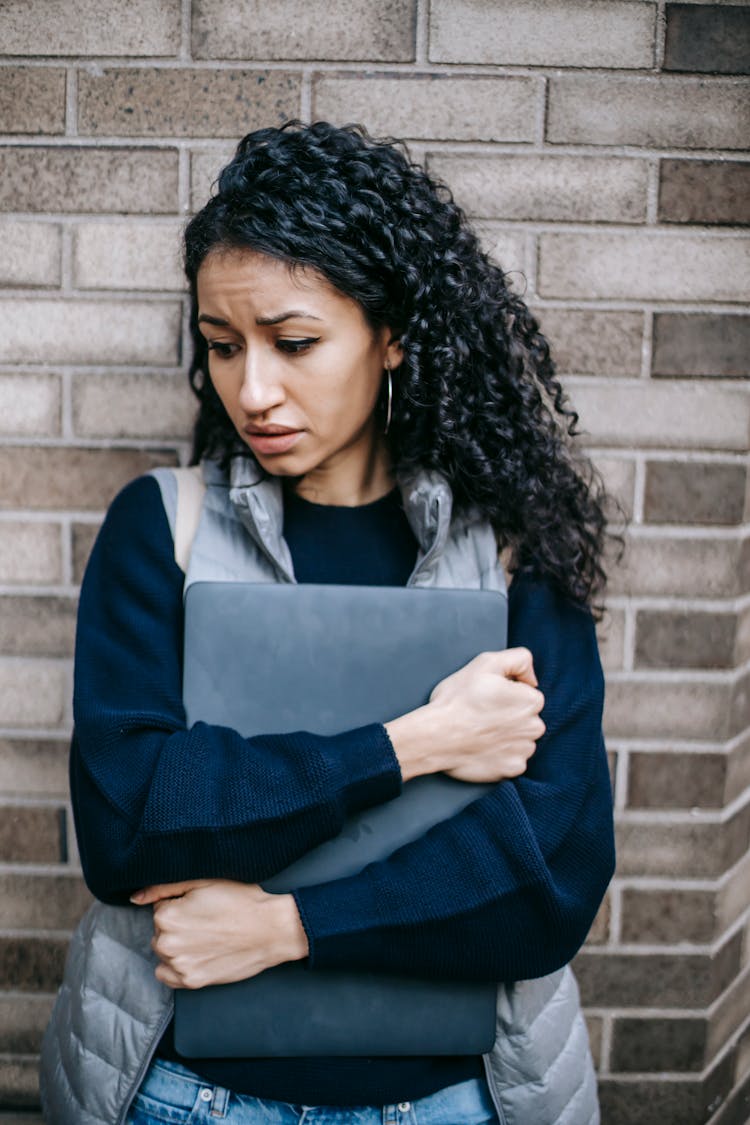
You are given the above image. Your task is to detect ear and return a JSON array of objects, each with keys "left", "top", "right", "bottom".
[{"left": 384, "top": 335, "right": 404, "bottom": 371}]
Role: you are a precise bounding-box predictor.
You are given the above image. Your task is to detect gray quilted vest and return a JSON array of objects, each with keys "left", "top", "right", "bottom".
[{"left": 39, "top": 459, "right": 599, "bottom": 1125}]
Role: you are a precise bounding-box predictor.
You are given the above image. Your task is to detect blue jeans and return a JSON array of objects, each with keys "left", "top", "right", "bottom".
[{"left": 126, "top": 1058, "right": 499, "bottom": 1124}]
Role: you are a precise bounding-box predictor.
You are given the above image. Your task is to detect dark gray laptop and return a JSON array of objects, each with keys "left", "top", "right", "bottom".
[{"left": 175, "top": 582, "right": 507, "bottom": 1058}]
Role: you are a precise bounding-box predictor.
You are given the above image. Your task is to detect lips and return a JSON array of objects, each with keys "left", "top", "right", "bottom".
[{"left": 242, "top": 425, "right": 303, "bottom": 455}]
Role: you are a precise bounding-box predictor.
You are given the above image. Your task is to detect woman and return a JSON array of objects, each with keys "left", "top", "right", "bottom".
[{"left": 41, "top": 121, "right": 615, "bottom": 1125}]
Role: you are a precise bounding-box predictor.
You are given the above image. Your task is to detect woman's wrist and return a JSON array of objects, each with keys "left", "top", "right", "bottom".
[
  {"left": 265, "top": 891, "right": 309, "bottom": 966},
  {"left": 383, "top": 705, "right": 447, "bottom": 782}
]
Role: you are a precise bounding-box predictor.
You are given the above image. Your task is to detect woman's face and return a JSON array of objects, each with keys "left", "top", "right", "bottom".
[{"left": 196, "top": 248, "right": 402, "bottom": 505}]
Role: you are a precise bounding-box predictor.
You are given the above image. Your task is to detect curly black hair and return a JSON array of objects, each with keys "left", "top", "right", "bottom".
[{"left": 184, "top": 120, "right": 610, "bottom": 610}]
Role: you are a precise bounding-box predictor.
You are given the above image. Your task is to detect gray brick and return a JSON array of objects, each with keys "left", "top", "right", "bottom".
[
  {"left": 0, "top": 935, "right": 68, "bottom": 991},
  {"left": 0, "top": 994, "right": 54, "bottom": 1054},
  {"left": 590, "top": 455, "right": 636, "bottom": 521},
  {"left": 598, "top": 1075, "right": 713, "bottom": 1125},
  {"left": 635, "top": 609, "right": 737, "bottom": 669},
  {"left": 539, "top": 232, "right": 750, "bottom": 302},
  {"left": 313, "top": 75, "right": 537, "bottom": 142},
  {"left": 536, "top": 309, "right": 644, "bottom": 377},
  {"left": 0, "top": 806, "right": 63, "bottom": 863},
  {"left": 427, "top": 155, "right": 647, "bottom": 222},
  {"left": 193, "top": 0, "right": 416, "bottom": 61},
  {"left": 72, "top": 523, "right": 100, "bottom": 583},
  {"left": 0, "top": 447, "right": 177, "bottom": 511},
  {"left": 73, "top": 372, "right": 195, "bottom": 439},
  {"left": 473, "top": 225, "right": 528, "bottom": 279},
  {"left": 0, "top": 873, "right": 91, "bottom": 930},
  {"left": 73, "top": 221, "right": 184, "bottom": 291},
  {"left": 0, "top": 220, "right": 61, "bottom": 287},
  {"left": 616, "top": 806, "right": 750, "bottom": 878},
  {"left": 0, "top": 374, "right": 61, "bottom": 437},
  {"left": 190, "top": 146, "right": 235, "bottom": 212},
  {"left": 628, "top": 751, "right": 727, "bottom": 810},
  {"left": 547, "top": 76, "right": 749, "bottom": 149},
  {"left": 612, "top": 1017, "right": 706, "bottom": 1072},
  {"left": 0, "top": 0, "right": 180, "bottom": 56},
  {"left": 569, "top": 381, "right": 750, "bottom": 452},
  {"left": 621, "top": 886, "right": 718, "bottom": 943},
  {"left": 0, "top": 596, "right": 77, "bottom": 658},
  {"left": 597, "top": 607, "right": 626, "bottom": 672},
  {"left": 0, "top": 1056, "right": 39, "bottom": 1107},
  {"left": 665, "top": 3, "right": 750, "bottom": 75},
  {"left": 0, "top": 739, "right": 68, "bottom": 797},
  {"left": 429, "top": 0, "right": 656, "bottom": 67},
  {"left": 78, "top": 68, "right": 301, "bottom": 137},
  {"left": 612, "top": 534, "right": 749, "bottom": 598},
  {"left": 0, "top": 659, "right": 67, "bottom": 728},
  {"left": 0, "top": 523, "right": 62, "bottom": 585},
  {"left": 0, "top": 299, "right": 181, "bottom": 365},
  {"left": 604, "top": 677, "right": 736, "bottom": 740},
  {"left": 0, "top": 147, "right": 179, "bottom": 214},
  {"left": 652, "top": 314, "right": 750, "bottom": 379},
  {"left": 659, "top": 161, "right": 750, "bottom": 226},
  {"left": 644, "top": 461, "right": 747, "bottom": 526},
  {"left": 0, "top": 67, "right": 66, "bottom": 133}
]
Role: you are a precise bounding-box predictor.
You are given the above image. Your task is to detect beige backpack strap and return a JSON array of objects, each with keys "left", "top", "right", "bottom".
[{"left": 173, "top": 465, "right": 207, "bottom": 572}]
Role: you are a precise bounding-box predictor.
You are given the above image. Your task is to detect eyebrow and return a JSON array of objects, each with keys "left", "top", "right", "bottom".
[{"left": 197, "top": 310, "right": 323, "bottom": 328}]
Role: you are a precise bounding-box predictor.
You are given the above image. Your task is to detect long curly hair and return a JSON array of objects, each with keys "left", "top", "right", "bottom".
[{"left": 184, "top": 120, "right": 610, "bottom": 610}]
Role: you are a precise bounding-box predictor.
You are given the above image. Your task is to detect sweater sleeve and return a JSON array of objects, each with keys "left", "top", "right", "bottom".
[
  {"left": 292, "top": 574, "right": 615, "bottom": 983},
  {"left": 70, "top": 475, "right": 402, "bottom": 905}
]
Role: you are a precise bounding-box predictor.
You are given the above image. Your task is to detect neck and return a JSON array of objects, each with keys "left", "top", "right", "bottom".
[{"left": 291, "top": 433, "right": 394, "bottom": 507}]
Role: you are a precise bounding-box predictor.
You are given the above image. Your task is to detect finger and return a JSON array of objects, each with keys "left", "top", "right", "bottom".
[
  {"left": 131, "top": 880, "right": 207, "bottom": 905},
  {"left": 494, "top": 647, "right": 538, "bottom": 686},
  {"left": 154, "top": 962, "right": 184, "bottom": 989}
]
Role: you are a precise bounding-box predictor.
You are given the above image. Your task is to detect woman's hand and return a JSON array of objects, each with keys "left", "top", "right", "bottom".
[
  {"left": 385, "top": 647, "right": 545, "bottom": 784},
  {"left": 130, "top": 879, "right": 309, "bottom": 989}
]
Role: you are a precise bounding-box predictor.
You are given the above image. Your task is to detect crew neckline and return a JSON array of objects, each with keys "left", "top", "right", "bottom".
[{"left": 284, "top": 485, "right": 401, "bottom": 513}]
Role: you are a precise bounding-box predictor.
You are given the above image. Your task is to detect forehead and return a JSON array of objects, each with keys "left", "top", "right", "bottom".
[{"left": 196, "top": 248, "right": 345, "bottom": 316}]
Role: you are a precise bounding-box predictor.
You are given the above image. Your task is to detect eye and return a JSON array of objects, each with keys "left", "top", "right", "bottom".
[
  {"left": 276, "top": 337, "right": 320, "bottom": 355},
  {"left": 206, "top": 340, "right": 239, "bottom": 359}
]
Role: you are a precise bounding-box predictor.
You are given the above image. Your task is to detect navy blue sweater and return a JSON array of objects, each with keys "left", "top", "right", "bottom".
[{"left": 70, "top": 475, "right": 614, "bottom": 1105}]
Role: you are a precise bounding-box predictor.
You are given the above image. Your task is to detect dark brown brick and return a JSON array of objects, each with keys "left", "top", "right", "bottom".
[
  {"left": 635, "top": 609, "right": 737, "bottom": 670},
  {"left": 659, "top": 160, "right": 750, "bottom": 226},
  {"left": 612, "top": 1017, "right": 707, "bottom": 1072},
  {"left": 0, "top": 147, "right": 179, "bottom": 214},
  {"left": 574, "top": 931, "right": 742, "bottom": 1008},
  {"left": 712, "top": 1066, "right": 750, "bottom": 1125},
  {"left": 0, "top": 596, "right": 77, "bottom": 658},
  {"left": 0, "top": 936, "right": 68, "bottom": 991},
  {"left": 664, "top": 4, "right": 750, "bottom": 74},
  {"left": 78, "top": 68, "right": 301, "bottom": 137},
  {"left": 644, "top": 461, "right": 747, "bottom": 526},
  {"left": 72, "top": 522, "right": 101, "bottom": 584},
  {"left": 0, "top": 67, "right": 66, "bottom": 134},
  {"left": 598, "top": 1053, "right": 734, "bottom": 1125},
  {"left": 621, "top": 887, "right": 717, "bottom": 945},
  {"left": 628, "top": 751, "right": 727, "bottom": 810},
  {"left": 0, "top": 806, "right": 63, "bottom": 863},
  {"left": 652, "top": 314, "right": 750, "bottom": 378},
  {"left": 0, "top": 448, "right": 177, "bottom": 511}
]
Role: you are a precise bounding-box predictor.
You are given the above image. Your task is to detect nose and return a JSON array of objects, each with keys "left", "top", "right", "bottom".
[{"left": 237, "top": 347, "right": 285, "bottom": 417}]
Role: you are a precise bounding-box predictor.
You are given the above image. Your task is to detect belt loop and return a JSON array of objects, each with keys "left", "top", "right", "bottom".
[{"left": 209, "top": 1084, "right": 230, "bottom": 1117}]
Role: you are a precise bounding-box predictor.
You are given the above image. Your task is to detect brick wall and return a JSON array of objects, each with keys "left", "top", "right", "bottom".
[{"left": 0, "top": 2, "right": 748, "bottom": 1121}]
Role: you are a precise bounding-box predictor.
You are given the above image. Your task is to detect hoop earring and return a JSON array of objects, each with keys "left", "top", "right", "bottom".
[{"left": 384, "top": 366, "right": 393, "bottom": 435}]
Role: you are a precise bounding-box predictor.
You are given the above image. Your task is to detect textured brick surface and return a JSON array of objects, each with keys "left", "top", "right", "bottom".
[
  {"left": 0, "top": 659, "right": 67, "bottom": 728},
  {"left": 0, "top": 67, "right": 65, "bottom": 133},
  {"left": 0, "top": 936, "right": 68, "bottom": 991},
  {"left": 193, "top": 0, "right": 417, "bottom": 61},
  {"left": 0, "top": 874, "right": 91, "bottom": 930},
  {"left": 429, "top": 0, "right": 656, "bottom": 67},
  {"left": 0, "top": 523, "right": 62, "bottom": 585},
  {"left": 0, "top": 596, "right": 76, "bottom": 657},
  {"left": 635, "top": 609, "right": 737, "bottom": 669},
  {"left": 0, "top": 448, "right": 177, "bottom": 511},
  {"left": 0, "top": 374, "right": 61, "bottom": 437},
  {"left": 596, "top": 608, "right": 625, "bottom": 672},
  {"left": 473, "top": 225, "right": 528, "bottom": 279},
  {"left": 536, "top": 309, "right": 644, "bottom": 377},
  {"left": 73, "top": 221, "right": 184, "bottom": 291},
  {"left": 0, "top": 299, "right": 182, "bottom": 365},
  {"left": 652, "top": 313, "right": 750, "bottom": 379},
  {"left": 0, "top": 740, "right": 68, "bottom": 798},
  {"left": 621, "top": 886, "right": 718, "bottom": 944},
  {"left": 592, "top": 456, "right": 636, "bottom": 521},
  {"left": 628, "top": 751, "right": 727, "bottom": 811},
  {"left": 0, "top": 220, "right": 61, "bottom": 287},
  {"left": 427, "top": 154, "right": 647, "bottom": 222},
  {"left": 0, "top": 148, "right": 179, "bottom": 214},
  {"left": 190, "top": 146, "right": 236, "bottom": 210},
  {"left": 539, "top": 232, "right": 750, "bottom": 302},
  {"left": 616, "top": 805, "right": 750, "bottom": 878},
  {"left": 569, "top": 381, "right": 750, "bottom": 451},
  {"left": 314, "top": 75, "right": 537, "bottom": 142},
  {"left": 0, "top": 806, "right": 62, "bottom": 863},
  {"left": 73, "top": 372, "right": 196, "bottom": 438},
  {"left": 0, "top": 1057, "right": 39, "bottom": 1106},
  {"left": 659, "top": 161, "right": 750, "bottom": 226},
  {"left": 604, "top": 678, "right": 737, "bottom": 740},
  {"left": 547, "top": 76, "right": 750, "bottom": 149},
  {"left": 664, "top": 3, "right": 750, "bottom": 75},
  {"left": 78, "top": 68, "right": 301, "bottom": 137},
  {"left": 0, "top": 995, "right": 54, "bottom": 1054},
  {"left": 644, "top": 461, "right": 747, "bottom": 526},
  {"left": 612, "top": 1017, "right": 707, "bottom": 1072},
  {"left": 0, "top": 0, "right": 180, "bottom": 56},
  {"left": 72, "top": 523, "right": 100, "bottom": 584},
  {"left": 601, "top": 534, "right": 749, "bottom": 598}
]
